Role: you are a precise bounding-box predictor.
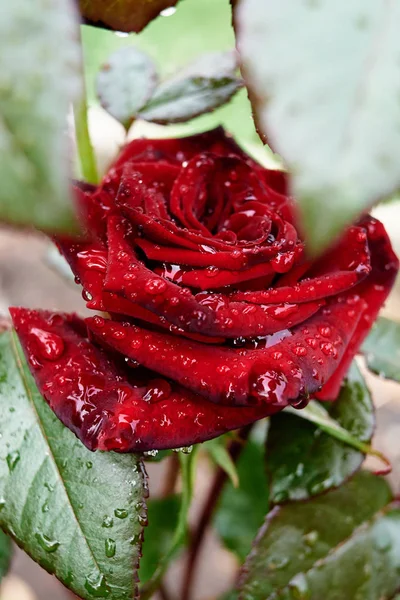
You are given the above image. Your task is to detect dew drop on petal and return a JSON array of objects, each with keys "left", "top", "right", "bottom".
[
  {"left": 30, "top": 328, "right": 64, "bottom": 361},
  {"left": 145, "top": 279, "right": 167, "bottom": 295}
]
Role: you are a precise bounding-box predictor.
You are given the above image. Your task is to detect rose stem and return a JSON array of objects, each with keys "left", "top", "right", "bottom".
[
  {"left": 162, "top": 453, "right": 180, "bottom": 497},
  {"left": 181, "top": 425, "right": 253, "bottom": 600},
  {"left": 158, "top": 582, "right": 173, "bottom": 600},
  {"left": 73, "top": 28, "right": 99, "bottom": 185}
]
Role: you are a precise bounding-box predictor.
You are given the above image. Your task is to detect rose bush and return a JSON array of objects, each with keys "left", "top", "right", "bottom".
[{"left": 10, "top": 127, "right": 398, "bottom": 452}]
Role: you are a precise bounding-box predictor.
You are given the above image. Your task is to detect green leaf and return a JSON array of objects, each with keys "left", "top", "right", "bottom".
[
  {"left": 0, "top": 330, "right": 147, "bottom": 600},
  {"left": 235, "top": 0, "right": 400, "bottom": 254},
  {"left": 205, "top": 437, "right": 239, "bottom": 488},
  {"left": 0, "top": 531, "right": 12, "bottom": 582},
  {"left": 139, "top": 495, "right": 181, "bottom": 583},
  {"left": 362, "top": 317, "right": 400, "bottom": 382},
  {"left": 79, "top": 0, "right": 181, "bottom": 33},
  {"left": 139, "top": 51, "right": 243, "bottom": 124},
  {"left": 97, "top": 47, "right": 158, "bottom": 129},
  {"left": 214, "top": 437, "right": 269, "bottom": 562},
  {"left": 238, "top": 471, "right": 399, "bottom": 600},
  {"left": 0, "top": 0, "right": 80, "bottom": 233},
  {"left": 267, "top": 363, "right": 374, "bottom": 503}
]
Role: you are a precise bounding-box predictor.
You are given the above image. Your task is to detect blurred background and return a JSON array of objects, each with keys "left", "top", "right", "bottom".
[{"left": 2, "top": 0, "right": 400, "bottom": 597}]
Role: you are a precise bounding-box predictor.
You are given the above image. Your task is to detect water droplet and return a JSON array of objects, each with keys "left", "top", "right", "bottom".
[
  {"left": 35, "top": 532, "right": 60, "bottom": 553},
  {"left": 42, "top": 502, "right": 49, "bottom": 513},
  {"left": 84, "top": 572, "right": 110, "bottom": 598},
  {"left": 111, "top": 329, "right": 126, "bottom": 340},
  {"left": 305, "top": 337, "right": 317, "bottom": 349},
  {"left": 86, "top": 461, "right": 93, "bottom": 469},
  {"left": 143, "top": 379, "right": 171, "bottom": 403},
  {"left": 6, "top": 450, "right": 20, "bottom": 472},
  {"left": 250, "top": 366, "right": 288, "bottom": 405},
  {"left": 0, "top": 498, "right": 6, "bottom": 511},
  {"left": 293, "top": 345, "right": 307, "bottom": 357},
  {"left": 130, "top": 338, "right": 143, "bottom": 350},
  {"left": 320, "top": 342, "right": 338, "bottom": 358},
  {"left": 93, "top": 316, "right": 105, "bottom": 328},
  {"left": 288, "top": 573, "right": 311, "bottom": 599},
  {"left": 144, "top": 449, "right": 159, "bottom": 458},
  {"left": 217, "top": 364, "right": 230, "bottom": 374},
  {"left": 114, "top": 508, "right": 128, "bottom": 519},
  {"left": 30, "top": 328, "right": 64, "bottom": 361},
  {"left": 268, "top": 556, "right": 290, "bottom": 571},
  {"left": 303, "top": 530, "right": 319, "bottom": 547},
  {"left": 105, "top": 538, "right": 116, "bottom": 558},
  {"left": 82, "top": 289, "right": 93, "bottom": 302},
  {"left": 123, "top": 272, "right": 137, "bottom": 281},
  {"left": 318, "top": 325, "right": 332, "bottom": 338},
  {"left": 102, "top": 516, "right": 114, "bottom": 528},
  {"left": 144, "top": 279, "right": 167, "bottom": 295}
]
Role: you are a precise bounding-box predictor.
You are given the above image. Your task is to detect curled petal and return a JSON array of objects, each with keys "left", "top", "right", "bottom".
[{"left": 10, "top": 308, "right": 276, "bottom": 451}]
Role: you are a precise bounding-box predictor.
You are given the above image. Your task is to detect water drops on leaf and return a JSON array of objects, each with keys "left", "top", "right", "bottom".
[{"left": 35, "top": 532, "right": 61, "bottom": 553}]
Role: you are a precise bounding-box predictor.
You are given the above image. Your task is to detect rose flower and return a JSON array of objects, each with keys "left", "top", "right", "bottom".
[{"left": 10, "top": 128, "right": 398, "bottom": 452}]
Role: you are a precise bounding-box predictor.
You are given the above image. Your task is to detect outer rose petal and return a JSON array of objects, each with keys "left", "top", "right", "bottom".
[
  {"left": 9, "top": 308, "right": 275, "bottom": 451},
  {"left": 86, "top": 292, "right": 364, "bottom": 407},
  {"left": 316, "top": 216, "right": 399, "bottom": 400}
]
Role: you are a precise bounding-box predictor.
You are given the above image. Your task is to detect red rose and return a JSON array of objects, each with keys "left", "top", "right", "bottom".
[{"left": 10, "top": 128, "right": 398, "bottom": 452}]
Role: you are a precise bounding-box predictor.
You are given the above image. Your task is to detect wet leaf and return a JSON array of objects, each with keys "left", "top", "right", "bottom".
[
  {"left": 238, "top": 471, "right": 399, "bottom": 600},
  {"left": 267, "top": 363, "right": 374, "bottom": 503},
  {"left": 362, "top": 317, "right": 400, "bottom": 382},
  {"left": 97, "top": 47, "right": 158, "bottom": 128},
  {"left": 139, "top": 495, "right": 181, "bottom": 583},
  {"left": 139, "top": 51, "right": 243, "bottom": 124},
  {"left": 235, "top": 0, "right": 400, "bottom": 253},
  {"left": 214, "top": 437, "right": 269, "bottom": 561},
  {"left": 0, "top": 330, "right": 148, "bottom": 600},
  {"left": 0, "top": 0, "right": 80, "bottom": 233},
  {"left": 79, "top": 0, "right": 180, "bottom": 33}
]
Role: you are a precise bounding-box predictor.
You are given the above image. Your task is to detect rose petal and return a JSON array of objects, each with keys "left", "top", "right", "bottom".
[{"left": 10, "top": 307, "right": 275, "bottom": 451}]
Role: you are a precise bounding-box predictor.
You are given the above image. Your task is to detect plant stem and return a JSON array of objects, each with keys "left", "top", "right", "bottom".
[
  {"left": 141, "top": 448, "right": 199, "bottom": 600},
  {"left": 181, "top": 426, "right": 252, "bottom": 600},
  {"left": 73, "top": 96, "right": 99, "bottom": 185},
  {"left": 162, "top": 453, "right": 180, "bottom": 497}
]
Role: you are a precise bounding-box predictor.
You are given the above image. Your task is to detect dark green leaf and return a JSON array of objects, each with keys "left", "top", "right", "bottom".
[
  {"left": 0, "top": 330, "right": 147, "bottom": 600},
  {"left": 214, "top": 437, "right": 269, "bottom": 562},
  {"left": 97, "top": 47, "right": 158, "bottom": 128},
  {"left": 0, "top": 0, "right": 80, "bottom": 233},
  {"left": 0, "top": 530, "right": 12, "bottom": 582},
  {"left": 79, "top": 0, "right": 180, "bottom": 33},
  {"left": 235, "top": 0, "right": 400, "bottom": 254},
  {"left": 139, "top": 495, "right": 181, "bottom": 583},
  {"left": 362, "top": 317, "right": 400, "bottom": 382},
  {"left": 267, "top": 363, "right": 374, "bottom": 503},
  {"left": 139, "top": 51, "right": 243, "bottom": 124},
  {"left": 238, "top": 471, "right": 398, "bottom": 600}
]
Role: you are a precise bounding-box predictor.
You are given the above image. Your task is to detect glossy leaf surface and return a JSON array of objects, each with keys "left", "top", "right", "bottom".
[
  {"left": 0, "top": 330, "right": 148, "bottom": 600},
  {"left": 267, "top": 363, "right": 374, "bottom": 503},
  {"left": 239, "top": 472, "right": 398, "bottom": 600}
]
